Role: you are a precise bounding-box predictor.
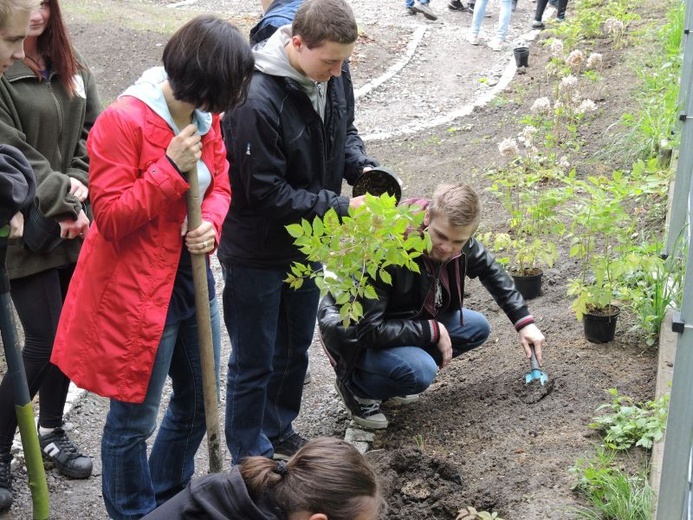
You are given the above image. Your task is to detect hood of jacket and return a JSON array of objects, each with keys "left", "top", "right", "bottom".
[
  {"left": 142, "top": 467, "right": 287, "bottom": 520},
  {"left": 120, "top": 66, "right": 212, "bottom": 137},
  {"left": 253, "top": 25, "right": 328, "bottom": 120}
]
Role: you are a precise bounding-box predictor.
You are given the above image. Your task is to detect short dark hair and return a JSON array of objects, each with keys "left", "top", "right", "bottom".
[
  {"left": 163, "top": 15, "right": 254, "bottom": 114},
  {"left": 292, "top": 0, "right": 358, "bottom": 49}
]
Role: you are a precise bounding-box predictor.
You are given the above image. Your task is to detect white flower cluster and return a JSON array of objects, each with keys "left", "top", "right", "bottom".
[
  {"left": 604, "top": 17, "right": 625, "bottom": 35},
  {"left": 565, "top": 49, "right": 585, "bottom": 70},
  {"left": 531, "top": 97, "right": 552, "bottom": 114},
  {"left": 517, "top": 125, "right": 538, "bottom": 148},
  {"left": 550, "top": 39, "right": 564, "bottom": 58},
  {"left": 586, "top": 52, "right": 603, "bottom": 70},
  {"left": 576, "top": 99, "right": 598, "bottom": 114},
  {"left": 498, "top": 137, "right": 520, "bottom": 158},
  {"left": 559, "top": 75, "right": 578, "bottom": 92}
]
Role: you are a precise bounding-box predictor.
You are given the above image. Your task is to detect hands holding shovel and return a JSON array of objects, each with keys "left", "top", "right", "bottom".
[{"left": 520, "top": 323, "right": 548, "bottom": 385}]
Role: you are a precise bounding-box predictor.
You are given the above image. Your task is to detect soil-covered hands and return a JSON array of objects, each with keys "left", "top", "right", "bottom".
[
  {"left": 185, "top": 220, "right": 216, "bottom": 255},
  {"left": 59, "top": 209, "right": 90, "bottom": 240},
  {"left": 437, "top": 322, "right": 453, "bottom": 369},
  {"left": 69, "top": 178, "right": 89, "bottom": 202},
  {"left": 167, "top": 124, "right": 202, "bottom": 174},
  {"left": 519, "top": 323, "right": 545, "bottom": 364}
]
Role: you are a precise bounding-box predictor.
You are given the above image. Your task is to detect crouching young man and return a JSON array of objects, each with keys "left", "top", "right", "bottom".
[{"left": 318, "top": 183, "right": 546, "bottom": 429}]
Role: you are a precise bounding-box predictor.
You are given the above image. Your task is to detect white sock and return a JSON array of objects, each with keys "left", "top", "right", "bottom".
[{"left": 38, "top": 426, "right": 55, "bottom": 436}]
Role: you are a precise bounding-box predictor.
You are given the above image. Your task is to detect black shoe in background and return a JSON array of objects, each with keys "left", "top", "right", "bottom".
[
  {"left": 448, "top": 0, "right": 469, "bottom": 11},
  {"left": 0, "top": 453, "right": 12, "bottom": 511},
  {"left": 272, "top": 432, "right": 308, "bottom": 461},
  {"left": 38, "top": 427, "right": 93, "bottom": 479}
]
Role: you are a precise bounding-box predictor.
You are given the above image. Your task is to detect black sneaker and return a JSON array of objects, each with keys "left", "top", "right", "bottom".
[
  {"left": 0, "top": 453, "right": 12, "bottom": 511},
  {"left": 38, "top": 427, "right": 92, "bottom": 479},
  {"left": 448, "top": 0, "right": 469, "bottom": 11},
  {"left": 411, "top": 2, "right": 438, "bottom": 20},
  {"left": 272, "top": 433, "right": 307, "bottom": 461},
  {"left": 334, "top": 379, "right": 388, "bottom": 429}
]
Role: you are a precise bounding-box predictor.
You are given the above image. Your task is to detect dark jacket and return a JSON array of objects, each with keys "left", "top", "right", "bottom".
[
  {"left": 249, "top": 0, "right": 303, "bottom": 46},
  {"left": 218, "top": 36, "right": 377, "bottom": 268},
  {"left": 317, "top": 200, "right": 533, "bottom": 382},
  {"left": 141, "top": 466, "right": 287, "bottom": 520},
  {"left": 0, "top": 55, "right": 102, "bottom": 279}
]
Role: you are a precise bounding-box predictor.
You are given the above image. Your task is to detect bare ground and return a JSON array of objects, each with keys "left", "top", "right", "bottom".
[{"left": 0, "top": 0, "right": 663, "bottom": 518}]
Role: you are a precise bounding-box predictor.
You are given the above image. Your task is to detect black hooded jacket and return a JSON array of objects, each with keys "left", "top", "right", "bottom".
[
  {"left": 141, "top": 466, "right": 287, "bottom": 520},
  {"left": 218, "top": 43, "right": 377, "bottom": 268}
]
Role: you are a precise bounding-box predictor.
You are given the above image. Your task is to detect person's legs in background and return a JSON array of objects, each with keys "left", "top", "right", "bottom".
[
  {"left": 556, "top": 0, "right": 569, "bottom": 21},
  {"left": 0, "top": 266, "right": 91, "bottom": 510},
  {"left": 262, "top": 272, "right": 319, "bottom": 459},
  {"left": 533, "top": 0, "right": 549, "bottom": 27},
  {"left": 223, "top": 263, "right": 283, "bottom": 464},
  {"left": 492, "top": 0, "right": 513, "bottom": 48},
  {"left": 468, "top": 0, "right": 489, "bottom": 44},
  {"left": 101, "top": 321, "right": 180, "bottom": 519},
  {"left": 149, "top": 298, "right": 221, "bottom": 505}
]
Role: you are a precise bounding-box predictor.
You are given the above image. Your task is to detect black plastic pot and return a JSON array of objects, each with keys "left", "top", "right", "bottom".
[
  {"left": 512, "top": 270, "right": 542, "bottom": 300},
  {"left": 352, "top": 166, "right": 403, "bottom": 203},
  {"left": 583, "top": 305, "right": 620, "bottom": 343},
  {"left": 514, "top": 46, "right": 530, "bottom": 68}
]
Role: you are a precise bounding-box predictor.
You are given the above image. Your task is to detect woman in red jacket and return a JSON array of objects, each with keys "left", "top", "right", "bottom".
[{"left": 51, "top": 16, "right": 254, "bottom": 519}]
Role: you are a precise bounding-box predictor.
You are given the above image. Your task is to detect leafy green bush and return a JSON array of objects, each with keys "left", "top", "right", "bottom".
[
  {"left": 589, "top": 388, "right": 669, "bottom": 450},
  {"left": 285, "top": 193, "right": 430, "bottom": 327}
]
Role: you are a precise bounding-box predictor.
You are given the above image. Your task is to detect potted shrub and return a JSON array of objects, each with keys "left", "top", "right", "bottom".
[
  {"left": 486, "top": 173, "right": 566, "bottom": 300},
  {"left": 563, "top": 173, "right": 635, "bottom": 342},
  {"left": 481, "top": 232, "right": 557, "bottom": 300}
]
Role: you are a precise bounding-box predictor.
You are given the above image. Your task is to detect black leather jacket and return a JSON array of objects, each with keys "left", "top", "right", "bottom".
[{"left": 317, "top": 234, "right": 531, "bottom": 382}]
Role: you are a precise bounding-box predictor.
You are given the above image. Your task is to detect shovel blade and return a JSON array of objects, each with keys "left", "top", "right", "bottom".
[{"left": 525, "top": 368, "right": 549, "bottom": 386}]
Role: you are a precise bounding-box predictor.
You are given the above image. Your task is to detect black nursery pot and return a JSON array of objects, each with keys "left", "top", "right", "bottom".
[
  {"left": 514, "top": 46, "right": 530, "bottom": 68},
  {"left": 583, "top": 306, "right": 620, "bottom": 343},
  {"left": 512, "top": 270, "right": 542, "bottom": 300},
  {"left": 352, "top": 166, "right": 403, "bottom": 203}
]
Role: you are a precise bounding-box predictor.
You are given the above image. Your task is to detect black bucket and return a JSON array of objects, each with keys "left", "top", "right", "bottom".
[
  {"left": 352, "top": 166, "right": 403, "bottom": 203},
  {"left": 514, "top": 46, "right": 530, "bottom": 68}
]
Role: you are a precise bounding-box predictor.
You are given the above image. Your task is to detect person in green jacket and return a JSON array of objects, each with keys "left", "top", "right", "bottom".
[{"left": 0, "top": 0, "right": 102, "bottom": 512}]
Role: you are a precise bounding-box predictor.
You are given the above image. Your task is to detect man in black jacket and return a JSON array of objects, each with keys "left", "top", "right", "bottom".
[
  {"left": 318, "top": 183, "right": 546, "bottom": 429},
  {"left": 219, "top": 0, "right": 378, "bottom": 463}
]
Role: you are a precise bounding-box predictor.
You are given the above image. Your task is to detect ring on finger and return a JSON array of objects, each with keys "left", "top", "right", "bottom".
[{"left": 202, "top": 240, "right": 208, "bottom": 248}]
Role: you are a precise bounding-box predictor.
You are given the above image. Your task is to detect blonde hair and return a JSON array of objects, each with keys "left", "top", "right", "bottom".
[
  {"left": 429, "top": 183, "right": 481, "bottom": 227},
  {"left": 0, "top": 0, "right": 36, "bottom": 30}
]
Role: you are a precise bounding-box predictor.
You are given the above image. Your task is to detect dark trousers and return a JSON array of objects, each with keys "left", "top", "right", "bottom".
[
  {"left": 535, "top": 0, "right": 568, "bottom": 21},
  {"left": 0, "top": 266, "right": 74, "bottom": 453}
]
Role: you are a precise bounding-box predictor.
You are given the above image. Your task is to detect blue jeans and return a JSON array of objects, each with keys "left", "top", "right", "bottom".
[
  {"left": 471, "top": 0, "right": 513, "bottom": 41},
  {"left": 222, "top": 262, "right": 318, "bottom": 463},
  {"left": 405, "top": 0, "right": 430, "bottom": 7},
  {"left": 101, "top": 298, "right": 221, "bottom": 520},
  {"left": 348, "top": 308, "right": 490, "bottom": 400}
]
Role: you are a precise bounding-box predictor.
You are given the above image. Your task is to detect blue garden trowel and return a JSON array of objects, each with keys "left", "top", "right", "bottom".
[{"left": 525, "top": 345, "right": 549, "bottom": 386}]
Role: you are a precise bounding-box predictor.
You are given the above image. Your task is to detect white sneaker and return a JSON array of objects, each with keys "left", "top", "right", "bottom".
[
  {"left": 467, "top": 33, "right": 481, "bottom": 45},
  {"left": 386, "top": 393, "right": 421, "bottom": 405},
  {"left": 489, "top": 38, "right": 506, "bottom": 51}
]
